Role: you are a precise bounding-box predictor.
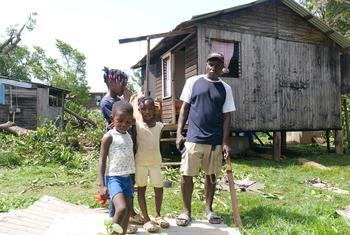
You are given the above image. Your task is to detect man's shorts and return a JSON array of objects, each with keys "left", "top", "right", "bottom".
[
  {"left": 180, "top": 142, "right": 223, "bottom": 176},
  {"left": 135, "top": 165, "right": 163, "bottom": 188}
]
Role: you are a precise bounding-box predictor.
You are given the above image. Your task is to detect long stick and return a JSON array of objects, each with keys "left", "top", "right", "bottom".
[{"left": 224, "top": 153, "right": 243, "bottom": 230}]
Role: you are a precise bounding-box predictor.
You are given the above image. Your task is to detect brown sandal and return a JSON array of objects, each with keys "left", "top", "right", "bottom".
[
  {"left": 143, "top": 221, "right": 160, "bottom": 232},
  {"left": 129, "top": 214, "right": 144, "bottom": 225},
  {"left": 176, "top": 213, "right": 191, "bottom": 226},
  {"left": 126, "top": 224, "right": 138, "bottom": 234},
  {"left": 154, "top": 217, "right": 170, "bottom": 228}
]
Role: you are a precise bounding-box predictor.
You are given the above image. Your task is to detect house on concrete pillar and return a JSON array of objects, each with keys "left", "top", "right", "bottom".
[
  {"left": 131, "top": 0, "right": 350, "bottom": 157},
  {"left": 0, "top": 77, "right": 70, "bottom": 130}
]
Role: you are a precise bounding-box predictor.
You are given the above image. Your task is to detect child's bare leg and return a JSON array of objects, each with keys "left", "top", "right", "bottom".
[
  {"left": 154, "top": 187, "right": 163, "bottom": 217},
  {"left": 112, "top": 193, "right": 129, "bottom": 234},
  {"left": 138, "top": 186, "right": 151, "bottom": 222},
  {"left": 120, "top": 197, "right": 132, "bottom": 232},
  {"left": 130, "top": 174, "right": 137, "bottom": 217}
]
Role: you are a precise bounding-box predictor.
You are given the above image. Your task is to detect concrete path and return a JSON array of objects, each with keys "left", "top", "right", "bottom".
[{"left": 0, "top": 195, "right": 241, "bottom": 235}]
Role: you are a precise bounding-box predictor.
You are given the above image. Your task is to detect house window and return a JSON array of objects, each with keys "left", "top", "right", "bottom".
[
  {"left": 210, "top": 40, "right": 241, "bottom": 78},
  {"left": 49, "top": 89, "right": 63, "bottom": 107},
  {"left": 162, "top": 55, "right": 171, "bottom": 98},
  {"left": 95, "top": 95, "right": 101, "bottom": 106},
  {"left": 0, "top": 84, "right": 4, "bottom": 104}
]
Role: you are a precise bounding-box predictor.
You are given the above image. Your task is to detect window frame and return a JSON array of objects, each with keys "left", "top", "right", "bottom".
[
  {"left": 161, "top": 52, "right": 172, "bottom": 99},
  {"left": 209, "top": 38, "right": 241, "bottom": 79}
]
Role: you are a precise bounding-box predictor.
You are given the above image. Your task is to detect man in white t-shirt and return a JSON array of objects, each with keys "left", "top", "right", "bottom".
[{"left": 176, "top": 52, "right": 236, "bottom": 226}]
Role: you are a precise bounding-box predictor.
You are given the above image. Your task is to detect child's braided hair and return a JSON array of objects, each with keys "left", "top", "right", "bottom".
[
  {"left": 137, "top": 96, "right": 154, "bottom": 109},
  {"left": 102, "top": 67, "right": 128, "bottom": 86}
]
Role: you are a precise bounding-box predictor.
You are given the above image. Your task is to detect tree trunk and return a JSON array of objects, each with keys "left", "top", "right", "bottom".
[
  {"left": 0, "top": 121, "right": 28, "bottom": 136},
  {"left": 63, "top": 108, "right": 97, "bottom": 127}
]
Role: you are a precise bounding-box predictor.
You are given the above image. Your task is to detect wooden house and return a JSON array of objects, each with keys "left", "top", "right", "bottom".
[
  {"left": 0, "top": 77, "right": 69, "bottom": 130},
  {"left": 131, "top": 0, "right": 350, "bottom": 156},
  {"left": 85, "top": 92, "right": 106, "bottom": 110}
]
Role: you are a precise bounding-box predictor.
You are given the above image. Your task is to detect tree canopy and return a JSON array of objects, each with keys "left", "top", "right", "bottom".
[
  {"left": 0, "top": 14, "right": 91, "bottom": 105},
  {"left": 299, "top": 0, "right": 350, "bottom": 38}
]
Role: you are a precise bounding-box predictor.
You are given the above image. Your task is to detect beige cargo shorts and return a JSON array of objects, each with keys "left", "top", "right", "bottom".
[{"left": 180, "top": 142, "right": 223, "bottom": 176}]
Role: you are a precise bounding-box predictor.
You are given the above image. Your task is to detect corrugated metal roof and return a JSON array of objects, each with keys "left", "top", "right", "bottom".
[{"left": 0, "top": 76, "right": 70, "bottom": 93}]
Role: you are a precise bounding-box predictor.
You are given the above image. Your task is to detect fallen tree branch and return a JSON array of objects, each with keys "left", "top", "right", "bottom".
[
  {"left": 0, "top": 121, "right": 29, "bottom": 136},
  {"left": 64, "top": 108, "right": 97, "bottom": 127}
]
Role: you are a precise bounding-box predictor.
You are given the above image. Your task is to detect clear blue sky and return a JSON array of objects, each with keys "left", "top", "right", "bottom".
[{"left": 1, "top": 0, "right": 253, "bottom": 92}]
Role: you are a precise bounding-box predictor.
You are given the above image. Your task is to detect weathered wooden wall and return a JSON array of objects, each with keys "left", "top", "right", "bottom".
[
  {"left": 341, "top": 53, "right": 350, "bottom": 94},
  {"left": 37, "top": 88, "right": 64, "bottom": 125},
  {"left": 151, "top": 34, "right": 198, "bottom": 124},
  {"left": 0, "top": 105, "right": 9, "bottom": 123},
  {"left": 4, "top": 86, "right": 37, "bottom": 130},
  {"left": 197, "top": 27, "right": 341, "bottom": 131},
  {"left": 195, "top": 0, "right": 341, "bottom": 131},
  {"left": 185, "top": 35, "right": 198, "bottom": 79}
]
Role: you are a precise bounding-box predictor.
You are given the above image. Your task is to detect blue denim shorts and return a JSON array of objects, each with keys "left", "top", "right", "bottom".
[
  {"left": 106, "top": 175, "right": 133, "bottom": 217},
  {"left": 106, "top": 175, "right": 133, "bottom": 199}
]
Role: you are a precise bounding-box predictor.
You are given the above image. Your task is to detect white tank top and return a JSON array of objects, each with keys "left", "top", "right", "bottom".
[{"left": 106, "top": 129, "right": 135, "bottom": 176}]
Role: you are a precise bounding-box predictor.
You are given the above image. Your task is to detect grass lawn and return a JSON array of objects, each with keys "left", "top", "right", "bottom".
[{"left": 1, "top": 145, "right": 350, "bottom": 235}]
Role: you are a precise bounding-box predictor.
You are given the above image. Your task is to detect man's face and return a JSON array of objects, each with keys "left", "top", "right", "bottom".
[
  {"left": 112, "top": 111, "right": 133, "bottom": 133},
  {"left": 206, "top": 58, "right": 224, "bottom": 79}
]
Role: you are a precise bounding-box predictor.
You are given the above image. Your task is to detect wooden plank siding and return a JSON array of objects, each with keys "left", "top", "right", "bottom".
[
  {"left": 199, "top": 1, "right": 332, "bottom": 47},
  {"left": 161, "top": 98, "right": 173, "bottom": 123},
  {"left": 202, "top": 27, "right": 341, "bottom": 131},
  {"left": 341, "top": 53, "right": 350, "bottom": 93},
  {"left": 184, "top": 35, "right": 198, "bottom": 79},
  {"left": 152, "top": 34, "right": 198, "bottom": 123},
  {"left": 193, "top": 0, "right": 342, "bottom": 131},
  {"left": 0, "top": 105, "right": 9, "bottom": 123},
  {"left": 4, "top": 86, "right": 37, "bottom": 130}
]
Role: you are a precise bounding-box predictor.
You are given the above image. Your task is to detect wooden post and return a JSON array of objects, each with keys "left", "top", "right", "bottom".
[
  {"left": 273, "top": 131, "right": 281, "bottom": 161},
  {"left": 61, "top": 93, "right": 65, "bottom": 127},
  {"left": 145, "top": 37, "right": 150, "bottom": 96},
  {"left": 171, "top": 54, "right": 176, "bottom": 125},
  {"left": 281, "top": 131, "right": 286, "bottom": 154},
  {"left": 326, "top": 130, "right": 331, "bottom": 153},
  {"left": 342, "top": 97, "right": 350, "bottom": 146},
  {"left": 335, "top": 130, "right": 344, "bottom": 155}
]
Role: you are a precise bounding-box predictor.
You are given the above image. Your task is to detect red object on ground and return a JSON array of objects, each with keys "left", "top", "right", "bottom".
[{"left": 93, "top": 194, "right": 109, "bottom": 206}]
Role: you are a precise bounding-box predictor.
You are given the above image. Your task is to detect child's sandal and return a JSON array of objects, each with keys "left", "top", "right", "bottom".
[
  {"left": 143, "top": 221, "right": 160, "bottom": 232},
  {"left": 129, "top": 213, "right": 144, "bottom": 225},
  {"left": 154, "top": 217, "right": 170, "bottom": 228},
  {"left": 126, "top": 224, "right": 138, "bottom": 234}
]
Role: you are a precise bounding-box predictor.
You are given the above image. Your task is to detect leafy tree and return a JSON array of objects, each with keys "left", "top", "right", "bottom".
[
  {"left": 54, "top": 39, "right": 90, "bottom": 105},
  {"left": 299, "top": 0, "right": 350, "bottom": 37},
  {"left": 0, "top": 46, "right": 32, "bottom": 80},
  {"left": 0, "top": 12, "right": 37, "bottom": 58},
  {"left": 28, "top": 40, "right": 90, "bottom": 105}
]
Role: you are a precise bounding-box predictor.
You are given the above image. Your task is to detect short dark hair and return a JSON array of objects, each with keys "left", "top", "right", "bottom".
[{"left": 112, "top": 100, "right": 133, "bottom": 116}]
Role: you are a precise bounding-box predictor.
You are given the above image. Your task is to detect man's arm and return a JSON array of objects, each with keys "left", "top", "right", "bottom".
[
  {"left": 176, "top": 102, "right": 190, "bottom": 149},
  {"left": 222, "top": 112, "right": 232, "bottom": 157}
]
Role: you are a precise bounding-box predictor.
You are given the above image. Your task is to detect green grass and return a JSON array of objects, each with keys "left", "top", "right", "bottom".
[{"left": 1, "top": 146, "right": 350, "bottom": 234}]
